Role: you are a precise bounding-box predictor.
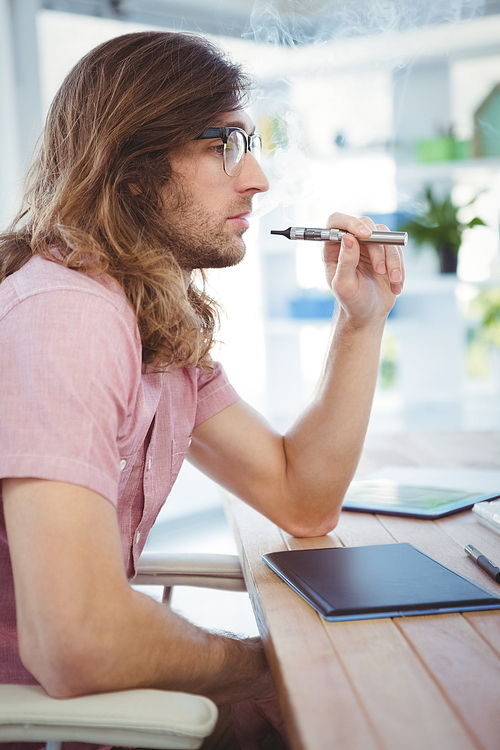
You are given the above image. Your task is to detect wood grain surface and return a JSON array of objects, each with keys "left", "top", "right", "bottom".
[{"left": 226, "top": 431, "right": 500, "bottom": 750}]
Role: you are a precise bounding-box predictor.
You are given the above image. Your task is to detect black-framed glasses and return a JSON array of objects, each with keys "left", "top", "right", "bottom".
[{"left": 195, "top": 127, "right": 262, "bottom": 176}]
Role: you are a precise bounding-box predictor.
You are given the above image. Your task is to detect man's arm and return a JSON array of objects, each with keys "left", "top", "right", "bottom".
[
  {"left": 2, "top": 477, "right": 271, "bottom": 703},
  {"left": 188, "top": 213, "right": 405, "bottom": 537}
]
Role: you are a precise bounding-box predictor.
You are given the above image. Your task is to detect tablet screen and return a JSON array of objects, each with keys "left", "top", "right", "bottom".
[{"left": 341, "top": 479, "right": 500, "bottom": 519}]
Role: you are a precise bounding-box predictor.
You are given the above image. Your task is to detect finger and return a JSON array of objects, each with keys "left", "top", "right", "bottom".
[
  {"left": 359, "top": 215, "right": 377, "bottom": 230},
  {"left": 359, "top": 219, "right": 388, "bottom": 275},
  {"left": 326, "top": 212, "right": 372, "bottom": 241},
  {"left": 387, "top": 245, "right": 403, "bottom": 286},
  {"left": 375, "top": 223, "right": 403, "bottom": 287},
  {"left": 390, "top": 245, "right": 405, "bottom": 295},
  {"left": 333, "top": 233, "right": 360, "bottom": 293},
  {"left": 360, "top": 221, "right": 404, "bottom": 283}
]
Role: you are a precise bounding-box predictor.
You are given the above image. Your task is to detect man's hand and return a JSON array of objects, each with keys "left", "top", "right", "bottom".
[
  {"left": 232, "top": 678, "right": 290, "bottom": 750},
  {"left": 323, "top": 212, "right": 405, "bottom": 324}
]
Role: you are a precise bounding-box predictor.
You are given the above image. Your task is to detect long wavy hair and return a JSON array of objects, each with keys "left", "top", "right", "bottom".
[{"left": 0, "top": 31, "right": 251, "bottom": 370}]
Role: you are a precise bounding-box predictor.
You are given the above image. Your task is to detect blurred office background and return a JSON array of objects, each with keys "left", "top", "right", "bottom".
[{"left": 3, "top": 0, "right": 500, "bottom": 632}]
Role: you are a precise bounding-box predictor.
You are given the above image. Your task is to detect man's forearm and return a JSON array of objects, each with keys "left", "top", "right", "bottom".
[
  {"left": 281, "top": 308, "right": 386, "bottom": 533},
  {"left": 188, "top": 310, "right": 387, "bottom": 538},
  {"left": 124, "top": 588, "right": 271, "bottom": 705},
  {"left": 4, "top": 478, "right": 271, "bottom": 705},
  {"left": 28, "top": 583, "right": 270, "bottom": 703}
]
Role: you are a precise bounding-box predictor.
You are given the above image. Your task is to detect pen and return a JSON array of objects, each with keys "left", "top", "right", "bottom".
[
  {"left": 464, "top": 544, "right": 500, "bottom": 583},
  {"left": 270, "top": 227, "right": 408, "bottom": 246}
]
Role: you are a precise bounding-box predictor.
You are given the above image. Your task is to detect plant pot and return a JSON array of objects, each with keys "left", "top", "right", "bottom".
[
  {"left": 438, "top": 246, "right": 458, "bottom": 274},
  {"left": 417, "top": 137, "right": 455, "bottom": 162}
]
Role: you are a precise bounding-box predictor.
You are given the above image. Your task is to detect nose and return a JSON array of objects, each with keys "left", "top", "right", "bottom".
[{"left": 235, "top": 152, "right": 269, "bottom": 194}]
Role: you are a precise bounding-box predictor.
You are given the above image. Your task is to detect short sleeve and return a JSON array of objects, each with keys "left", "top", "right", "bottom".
[
  {"left": 194, "top": 362, "right": 240, "bottom": 427},
  {"left": 0, "top": 287, "right": 142, "bottom": 505}
]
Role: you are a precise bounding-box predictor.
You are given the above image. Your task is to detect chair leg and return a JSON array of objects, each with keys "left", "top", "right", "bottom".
[
  {"left": 162, "top": 586, "right": 172, "bottom": 604},
  {"left": 46, "top": 742, "right": 63, "bottom": 750}
]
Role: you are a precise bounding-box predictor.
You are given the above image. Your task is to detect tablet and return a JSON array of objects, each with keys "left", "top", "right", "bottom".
[{"left": 341, "top": 479, "right": 500, "bottom": 519}]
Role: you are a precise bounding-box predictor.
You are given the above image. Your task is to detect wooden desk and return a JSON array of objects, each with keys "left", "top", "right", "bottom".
[{"left": 226, "top": 431, "right": 500, "bottom": 750}]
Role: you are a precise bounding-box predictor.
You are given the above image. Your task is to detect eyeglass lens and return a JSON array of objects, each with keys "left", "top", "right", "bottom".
[{"left": 224, "top": 131, "right": 262, "bottom": 176}]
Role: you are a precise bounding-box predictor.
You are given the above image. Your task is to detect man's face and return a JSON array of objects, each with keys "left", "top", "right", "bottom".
[{"left": 162, "top": 109, "right": 269, "bottom": 270}]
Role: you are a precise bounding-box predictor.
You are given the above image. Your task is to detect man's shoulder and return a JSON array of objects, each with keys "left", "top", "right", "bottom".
[{"left": 0, "top": 255, "right": 132, "bottom": 321}]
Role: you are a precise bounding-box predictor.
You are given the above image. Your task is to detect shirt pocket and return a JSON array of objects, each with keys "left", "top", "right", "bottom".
[{"left": 170, "top": 436, "right": 192, "bottom": 486}]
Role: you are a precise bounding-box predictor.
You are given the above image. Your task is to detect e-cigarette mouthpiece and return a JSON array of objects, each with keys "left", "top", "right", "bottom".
[{"left": 271, "top": 227, "right": 407, "bottom": 246}]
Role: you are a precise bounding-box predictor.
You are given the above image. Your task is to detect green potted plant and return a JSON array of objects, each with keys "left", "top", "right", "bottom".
[
  {"left": 469, "top": 288, "right": 500, "bottom": 381},
  {"left": 400, "top": 186, "right": 485, "bottom": 273},
  {"left": 471, "top": 288, "right": 500, "bottom": 346}
]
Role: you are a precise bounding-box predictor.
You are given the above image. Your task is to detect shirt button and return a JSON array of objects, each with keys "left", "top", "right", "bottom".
[
  {"left": 135, "top": 531, "right": 141, "bottom": 545},
  {"left": 120, "top": 459, "right": 127, "bottom": 471}
]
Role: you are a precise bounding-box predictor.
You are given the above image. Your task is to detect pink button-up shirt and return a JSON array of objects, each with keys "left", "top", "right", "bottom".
[{"left": 0, "top": 256, "right": 239, "bottom": 688}]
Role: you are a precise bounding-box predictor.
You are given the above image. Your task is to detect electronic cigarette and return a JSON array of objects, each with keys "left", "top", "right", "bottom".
[{"left": 271, "top": 227, "right": 407, "bottom": 246}]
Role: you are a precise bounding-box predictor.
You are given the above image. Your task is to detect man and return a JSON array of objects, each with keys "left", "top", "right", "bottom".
[{"left": 0, "top": 31, "right": 404, "bottom": 749}]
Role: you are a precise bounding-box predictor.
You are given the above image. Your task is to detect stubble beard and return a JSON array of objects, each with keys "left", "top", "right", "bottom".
[{"left": 162, "top": 190, "right": 251, "bottom": 271}]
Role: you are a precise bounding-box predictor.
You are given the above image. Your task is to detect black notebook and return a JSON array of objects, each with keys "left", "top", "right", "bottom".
[{"left": 263, "top": 543, "right": 500, "bottom": 622}]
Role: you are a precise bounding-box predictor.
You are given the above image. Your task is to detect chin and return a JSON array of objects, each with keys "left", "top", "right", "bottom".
[
  {"left": 228, "top": 239, "right": 247, "bottom": 266},
  {"left": 210, "top": 251, "right": 246, "bottom": 269},
  {"left": 208, "top": 242, "right": 246, "bottom": 269}
]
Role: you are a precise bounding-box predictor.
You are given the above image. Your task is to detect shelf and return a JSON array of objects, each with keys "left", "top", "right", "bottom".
[
  {"left": 396, "top": 156, "right": 500, "bottom": 182},
  {"left": 265, "top": 317, "right": 333, "bottom": 333}
]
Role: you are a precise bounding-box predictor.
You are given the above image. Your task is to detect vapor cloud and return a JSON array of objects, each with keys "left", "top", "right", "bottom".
[{"left": 245, "top": 0, "right": 485, "bottom": 46}]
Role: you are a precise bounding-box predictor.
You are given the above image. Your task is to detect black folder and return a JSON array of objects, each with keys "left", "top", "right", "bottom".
[{"left": 263, "top": 543, "right": 500, "bottom": 622}]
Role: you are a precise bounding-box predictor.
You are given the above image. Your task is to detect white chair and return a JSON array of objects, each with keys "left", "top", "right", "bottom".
[
  {"left": 134, "top": 550, "right": 247, "bottom": 600},
  {"left": 0, "top": 552, "right": 246, "bottom": 750}
]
